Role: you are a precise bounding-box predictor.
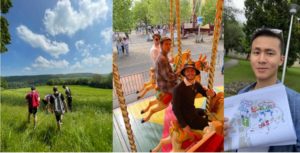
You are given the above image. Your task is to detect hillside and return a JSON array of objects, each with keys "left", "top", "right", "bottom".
[
  {"left": 1, "top": 73, "right": 112, "bottom": 89},
  {"left": 1, "top": 85, "right": 112, "bottom": 151}
]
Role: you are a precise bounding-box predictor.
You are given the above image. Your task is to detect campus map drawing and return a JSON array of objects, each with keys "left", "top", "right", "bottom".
[{"left": 224, "top": 83, "right": 297, "bottom": 151}]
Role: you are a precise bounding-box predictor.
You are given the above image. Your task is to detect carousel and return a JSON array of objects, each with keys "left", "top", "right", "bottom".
[{"left": 113, "top": 0, "right": 224, "bottom": 151}]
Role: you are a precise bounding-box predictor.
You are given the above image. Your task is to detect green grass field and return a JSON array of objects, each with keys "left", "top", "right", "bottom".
[
  {"left": 1, "top": 85, "right": 112, "bottom": 152},
  {"left": 225, "top": 57, "right": 300, "bottom": 92}
]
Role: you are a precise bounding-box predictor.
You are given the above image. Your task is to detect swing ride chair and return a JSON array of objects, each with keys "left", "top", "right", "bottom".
[{"left": 113, "top": 0, "right": 224, "bottom": 152}]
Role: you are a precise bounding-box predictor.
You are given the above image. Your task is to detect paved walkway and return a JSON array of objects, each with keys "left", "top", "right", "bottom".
[{"left": 224, "top": 59, "right": 239, "bottom": 69}]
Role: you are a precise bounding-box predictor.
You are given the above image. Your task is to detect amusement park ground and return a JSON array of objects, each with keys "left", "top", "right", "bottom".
[
  {"left": 112, "top": 31, "right": 224, "bottom": 152},
  {"left": 113, "top": 31, "right": 224, "bottom": 106}
]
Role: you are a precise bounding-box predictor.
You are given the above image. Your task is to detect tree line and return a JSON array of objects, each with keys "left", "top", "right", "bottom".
[
  {"left": 0, "top": 73, "right": 112, "bottom": 89},
  {"left": 113, "top": 0, "right": 218, "bottom": 33}
]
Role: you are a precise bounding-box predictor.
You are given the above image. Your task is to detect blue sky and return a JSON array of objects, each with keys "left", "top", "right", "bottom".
[{"left": 1, "top": 0, "right": 112, "bottom": 76}]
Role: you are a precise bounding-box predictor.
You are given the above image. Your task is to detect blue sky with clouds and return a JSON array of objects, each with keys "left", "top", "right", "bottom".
[{"left": 1, "top": 0, "right": 112, "bottom": 76}]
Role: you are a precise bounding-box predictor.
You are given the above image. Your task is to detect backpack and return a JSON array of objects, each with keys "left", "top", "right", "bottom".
[
  {"left": 52, "top": 93, "right": 65, "bottom": 114},
  {"left": 65, "top": 87, "right": 72, "bottom": 97},
  {"left": 27, "top": 91, "right": 40, "bottom": 107}
]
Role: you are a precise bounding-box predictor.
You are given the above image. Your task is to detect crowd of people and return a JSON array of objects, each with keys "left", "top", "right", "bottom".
[
  {"left": 25, "top": 85, "right": 72, "bottom": 130},
  {"left": 115, "top": 35, "right": 129, "bottom": 56}
]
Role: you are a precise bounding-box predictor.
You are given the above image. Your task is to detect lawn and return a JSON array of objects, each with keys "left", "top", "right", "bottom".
[
  {"left": 225, "top": 57, "right": 300, "bottom": 92},
  {"left": 1, "top": 85, "right": 112, "bottom": 152}
]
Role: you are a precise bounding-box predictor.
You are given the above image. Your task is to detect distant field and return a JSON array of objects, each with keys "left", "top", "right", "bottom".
[{"left": 1, "top": 85, "right": 112, "bottom": 152}]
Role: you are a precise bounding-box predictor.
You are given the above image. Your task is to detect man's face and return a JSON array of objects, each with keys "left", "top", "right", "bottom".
[
  {"left": 184, "top": 67, "right": 196, "bottom": 81},
  {"left": 250, "top": 36, "right": 284, "bottom": 82},
  {"left": 153, "top": 36, "right": 160, "bottom": 45},
  {"left": 161, "top": 40, "right": 171, "bottom": 54}
]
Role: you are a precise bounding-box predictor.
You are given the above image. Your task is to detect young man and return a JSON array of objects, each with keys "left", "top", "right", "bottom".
[
  {"left": 172, "top": 61, "right": 216, "bottom": 134},
  {"left": 25, "top": 86, "right": 40, "bottom": 129},
  {"left": 155, "top": 37, "right": 180, "bottom": 104},
  {"left": 150, "top": 33, "right": 161, "bottom": 65},
  {"left": 63, "top": 85, "right": 72, "bottom": 112},
  {"left": 224, "top": 28, "right": 300, "bottom": 151},
  {"left": 50, "top": 86, "right": 66, "bottom": 130}
]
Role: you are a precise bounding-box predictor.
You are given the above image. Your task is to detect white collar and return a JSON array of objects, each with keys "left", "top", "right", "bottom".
[{"left": 183, "top": 77, "right": 195, "bottom": 86}]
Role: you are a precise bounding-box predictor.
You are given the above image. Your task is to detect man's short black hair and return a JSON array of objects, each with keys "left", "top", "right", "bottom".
[
  {"left": 251, "top": 28, "right": 284, "bottom": 54},
  {"left": 53, "top": 86, "right": 58, "bottom": 92}
]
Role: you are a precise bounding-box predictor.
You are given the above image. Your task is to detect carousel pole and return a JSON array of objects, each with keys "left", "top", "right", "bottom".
[
  {"left": 113, "top": 53, "right": 137, "bottom": 152},
  {"left": 170, "top": 0, "right": 174, "bottom": 56},
  {"left": 174, "top": 0, "right": 182, "bottom": 71},
  {"left": 206, "top": 0, "right": 223, "bottom": 115}
]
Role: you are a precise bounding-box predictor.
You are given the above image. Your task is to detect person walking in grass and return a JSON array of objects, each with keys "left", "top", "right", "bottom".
[
  {"left": 50, "top": 86, "right": 66, "bottom": 130},
  {"left": 25, "top": 86, "right": 40, "bottom": 129},
  {"left": 63, "top": 85, "right": 72, "bottom": 112}
]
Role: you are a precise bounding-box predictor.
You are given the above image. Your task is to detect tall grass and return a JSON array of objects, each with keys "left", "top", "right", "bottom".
[{"left": 1, "top": 85, "right": 112, "bottom": 151}]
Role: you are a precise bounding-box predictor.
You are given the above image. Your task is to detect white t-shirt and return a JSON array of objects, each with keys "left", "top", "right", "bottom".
[{"left": 150, "top": 44, "right": 161, "bottom": 65}]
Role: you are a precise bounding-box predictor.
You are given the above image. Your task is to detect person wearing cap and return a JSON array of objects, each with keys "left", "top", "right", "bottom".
[
  {"left": 50, "top": 86, "right": 66, "bottom": 130},
  {"left": 150, "top": 33, "right": 161, "bottom": 65},
  {"left": 25, "top": 86, "right": 40, "bottom": 129},
  {"left": 172, "top": 61, "right": 216, "bottom": 134},
  {"left": 224, "top": 28, "right": 300, "bottom": 151}
]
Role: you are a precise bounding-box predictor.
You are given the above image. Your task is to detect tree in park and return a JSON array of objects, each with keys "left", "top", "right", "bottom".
[
  {"left": 223, "top": 0, "right": 245, "bottom": 56},
  {"left": 113, "top": 0, "right": 133, "bottom": 32},
  {"left": 244, "top": 0, "right": 300, "bottom": 67},
  {"left": 1, "top": 0, "right": 13, "bottom": 53},
  {"left": 146, "top": 0, "right": 191, "bottom": 26},
  {"left": 200, "top": 0, "right": 218, "bottom": 25},
  {"left": 132, "top": 0, "right": 151, "bottom": 33}
]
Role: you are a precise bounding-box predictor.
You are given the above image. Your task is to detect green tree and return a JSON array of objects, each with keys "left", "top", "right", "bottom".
[
  {"left": 148, "top": 0, "right": 169, "bottom": 25},
  {"left": 180, "top": 0, "right": 192, "bottom": 23},
  {"left": 1, "top": 77, "right": 8, "bottom": 89},
  {"left": 224, "top": 0, "right": 245, "bottom": 56},
  {"left": 244, "top": 0, "right": 300, "bottom": 66},
  {"left": 132, "top": 0, "right": 151, "bottom": 33},
  {"left": 200, "top": 0, "right": 217, "bottom": 25},
  {"left": 113, "top": 0, "right": 133, "bottom": 32},
  {"left": 224, "top": 22, "right": 245, "bottom": 56},
  {"left": 1, "top": 0, "right": 13, "bottom": 53},
  {"left": 147, "top": 0, "right": 191, "bottom": 25}
]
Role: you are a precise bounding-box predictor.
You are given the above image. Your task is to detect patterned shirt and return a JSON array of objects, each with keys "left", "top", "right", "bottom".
[{"left": 155, "top": 51, "right": 177, "bottom": 93}]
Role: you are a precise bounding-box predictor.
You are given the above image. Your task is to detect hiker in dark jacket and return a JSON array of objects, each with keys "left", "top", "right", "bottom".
[
  {"left": 50, "top": 86, "right": 66, "bottom": 130},
  {"left": 63, "top": 85, "right": 72, "bottom": 112}
]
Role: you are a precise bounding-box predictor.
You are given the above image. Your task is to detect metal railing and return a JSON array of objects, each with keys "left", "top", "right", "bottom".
[{"left": 113, "top": 70, "right": 150, "bottom": 100}]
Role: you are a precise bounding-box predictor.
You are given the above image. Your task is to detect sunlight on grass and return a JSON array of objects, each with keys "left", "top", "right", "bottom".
[{"left": 1, "top": 85, "right": 112, "bottom": 152}]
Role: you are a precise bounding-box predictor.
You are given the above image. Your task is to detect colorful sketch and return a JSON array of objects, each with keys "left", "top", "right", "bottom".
[{"left": 224, "top": 83, "right": 297, "bottom": 151}]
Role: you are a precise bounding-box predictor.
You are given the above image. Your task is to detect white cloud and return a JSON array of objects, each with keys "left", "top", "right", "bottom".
[
  {"left": 69, "top": 53, "right": 112, "bottom": 73},
  {"left": 16, "top": 25, "right": 69, "bottom": 58},
  {"left": 70, "top": 61, "right": 83, "bottom": 70},
  {"left": 82, "top": 54, "right": 112, "bottom": 65},
  {"left": 100, "top": 27, "right": 112, "bottom": 44},
  {"left": 32, "top": 56, "right": 69, "bottom": 69},
  {"left": 75, "top": 40, "right": 101, "bottom": 57},
  {"left": 23, "top": 67, "right": 32, "bottom": 71},
  {"left": 75, "top": 40, "right": 90, "bottom": 57},
  {"left": 43, "top": 0, "right": 109, "bottom": 36}
]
